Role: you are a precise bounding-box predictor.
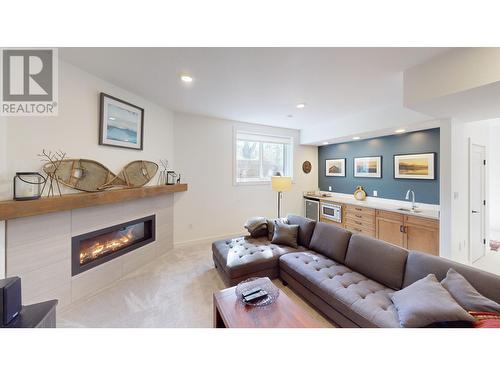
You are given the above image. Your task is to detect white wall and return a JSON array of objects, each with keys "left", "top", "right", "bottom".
[
  {"left": 404, "top": 48, "right": 500, "bottom": 122},
  {"left": 489, "top": 122, "right": 500, "bottom": 234},
  {"left": 3, "top": 60, "right": 175, "bottom": 198},
  {"left": 404, "top": 48, "right": 500, "bottom": 106},
  {"left": 300, "top": 104, "right": 432, "bottom": 145},
  {"left": 173, "top": 112, "right": 318, "bottom": 245},
  {"left": 1, "top": 60, "right": 175, "bottom": 279},
  {"left": 0, "top": 116, "right": 7, "bottom": 200},
  {"left": 1, "top": 115, "right": 6, "bottom": 278},
  {"left": 439, "top": 119, "right": 452, "bottom": 259},
  {"left": 450, "top": 119, "right": 492, "bottom": 264}
]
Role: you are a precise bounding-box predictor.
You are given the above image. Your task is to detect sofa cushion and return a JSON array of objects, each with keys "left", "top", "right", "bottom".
[
  {"left": 391, "top": 274, "right": 474, "bottom": 328},
  {"left": 287, "top": 214, "right": 316, "bottom": 248},
  {"left": 403, "top": 251, "right": 500, "bottom": 305},
  {"left": 308, "top": 222, "right": 352, "bottom": 263},
  {"left": 271, "top": 221, "right": 299, "bottom": 248},
  {"left": 344, "top": 234, "right": 408, "bottom": 290},
  {"left": 441, "top": 268, "right": 500, "bottom": 313},
  {"left": 212, "top": 236, "right": 302, "bottom": 279},
  {"left": 279, "top": 251, "right": 400, "bottom": 328}
]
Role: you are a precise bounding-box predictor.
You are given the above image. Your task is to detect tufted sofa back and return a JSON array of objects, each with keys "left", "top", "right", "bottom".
[
  {"left": 287, "top": 214, "right": 317, "bottom": 248},
  {"left": 344, "top": 234, "right": 409, "bottom": 290},
  {"left": 308, "top": 222, "right": 352, "bottom": 263},
  {"left": 403, "top": 251, "right": 500, "bottom": 304}
]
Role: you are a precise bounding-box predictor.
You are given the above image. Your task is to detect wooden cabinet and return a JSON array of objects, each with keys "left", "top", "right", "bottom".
[
  {"left": 375, "top": 210, "right": 405, "bottom": 247},
  {"left": 345, "top": 205, "right": 375, "bottom": 238},
  {"left": 316, "top": 200, "right": 440, "bottom": 256},
  {"left": 320, "top": 216, "right": 344, "bottom": 228},
  {"left": 404, "top": 215, "right": 439, "bottom": 255},
  {"left": 375, "top": 209, "right": 439, "bottom": 255}
]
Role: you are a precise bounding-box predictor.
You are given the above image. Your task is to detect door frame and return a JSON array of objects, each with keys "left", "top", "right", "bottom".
[{"left": 468, "top": 139, "right": 486, "bottom": 263}]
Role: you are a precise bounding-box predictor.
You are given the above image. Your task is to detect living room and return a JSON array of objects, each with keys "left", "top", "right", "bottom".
[{"left": 1, "top": 1, "right": 499, "bottom": 374}]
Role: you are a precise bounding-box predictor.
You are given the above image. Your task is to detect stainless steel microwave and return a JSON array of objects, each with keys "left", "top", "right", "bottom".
[{"left": 320, "top": 202, "right": 342, "bottom": 223}]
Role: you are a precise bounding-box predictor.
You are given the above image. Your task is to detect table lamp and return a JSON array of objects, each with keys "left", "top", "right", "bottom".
[{"left": 271, "top": 175, "right": 292, "bottom": 218}]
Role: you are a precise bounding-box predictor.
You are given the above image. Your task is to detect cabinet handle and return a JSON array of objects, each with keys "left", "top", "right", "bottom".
[
  {"left": 355, "top": 221, "right": 362, "bottom": 225},
  {"left": 355, "top": 214, "right": 362, "bottom": 218},
  {"left": 355, "top": 208, "right": 362, "bottom": 211},
  {"left": 403, "top": 226, "right": 407, "bottom": 233},
  {"left": 400, "top": 225, "right": 403, "bottom": 233}
]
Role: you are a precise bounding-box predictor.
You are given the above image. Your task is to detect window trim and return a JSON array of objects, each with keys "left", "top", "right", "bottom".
[{"left": 233, "top": 127, "right": 294, "bottom": 186}]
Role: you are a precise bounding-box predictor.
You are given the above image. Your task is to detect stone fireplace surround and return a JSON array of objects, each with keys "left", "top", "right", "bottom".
[{"left": 5, "top": 194, "right": 173, "bottom": 309}]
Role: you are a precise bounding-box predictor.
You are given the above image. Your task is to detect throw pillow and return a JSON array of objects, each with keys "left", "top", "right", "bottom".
[
  {"left": 470, "top": 311, "right": 500, "bottom": 328},
  {"left": 441, "top": 268, "right": 500, "bottom": 313},
  {"left": 267, "top": 218, "right": 288, "bottom": 241},
  {"left": 390, "top": 274, "right": 474, "bottom": 328},
  {"left": 271, "top": 220, "right": 299, "bottom": 248}
]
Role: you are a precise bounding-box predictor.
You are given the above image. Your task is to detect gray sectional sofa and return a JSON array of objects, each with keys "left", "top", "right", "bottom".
[{"left": 212, "top": 214, "right": 500, "bottom": 327}]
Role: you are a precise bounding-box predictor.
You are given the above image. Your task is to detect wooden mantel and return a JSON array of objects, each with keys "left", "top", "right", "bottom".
[{"left": 0, "top": 184, "right": 188, "bottom": 221}]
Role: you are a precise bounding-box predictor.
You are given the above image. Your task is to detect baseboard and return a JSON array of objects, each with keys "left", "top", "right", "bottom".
[{"left": 174, "top": 231, "right": 247, "bottom": 248}]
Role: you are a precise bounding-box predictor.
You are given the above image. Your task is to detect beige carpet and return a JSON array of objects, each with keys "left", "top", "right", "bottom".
[{"left": 58, "top": 241, "right": 333, "bottom": 328}]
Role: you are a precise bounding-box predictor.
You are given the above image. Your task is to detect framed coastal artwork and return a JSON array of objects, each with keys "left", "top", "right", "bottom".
[
  {"left": 394, "top": 153, "right": 435, "bottom": 180},
  {"left": 325, "top": 158, "right": 346, "bottom": 177},
  {"left": 353, "top": 156, "right": 382, "bottom": 178},
  {"left": 99, "top": 93, "right": 144, "bottom": 150}
]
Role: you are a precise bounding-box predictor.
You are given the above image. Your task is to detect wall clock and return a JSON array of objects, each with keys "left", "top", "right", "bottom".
[{"left": 302, "top": 161, "right": 312, "bottom": 174}]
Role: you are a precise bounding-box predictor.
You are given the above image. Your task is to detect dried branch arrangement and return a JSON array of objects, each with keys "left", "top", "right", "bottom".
[{"left": 38, "top": 149, "right": 66, "bottom": 197}]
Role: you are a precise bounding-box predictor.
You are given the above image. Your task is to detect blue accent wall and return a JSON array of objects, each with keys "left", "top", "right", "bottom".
[{"left": 318, "top": 128, "right": 440, "bottom": 204}]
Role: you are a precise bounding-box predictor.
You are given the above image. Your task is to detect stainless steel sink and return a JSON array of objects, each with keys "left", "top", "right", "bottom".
[{"left": 397, "top": 208, "right": 422, "bottom": 213}]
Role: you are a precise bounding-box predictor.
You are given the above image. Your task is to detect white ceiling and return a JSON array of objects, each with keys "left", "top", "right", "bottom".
[{"left": 60, "top": 47, "right": 449, "bottom": 131}]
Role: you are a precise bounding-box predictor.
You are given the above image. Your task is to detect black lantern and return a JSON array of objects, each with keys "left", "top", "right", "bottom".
[
  {"left": 166, "top": 171, "right": 177, "bottom": 185},
  {"left": 13, "top": 172, "right": 46, "bottom": 201}
]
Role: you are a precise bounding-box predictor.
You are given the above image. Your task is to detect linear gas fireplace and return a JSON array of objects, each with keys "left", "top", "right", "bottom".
[{"left": 71, "top": 215, "right": 155, "bottom": 276}]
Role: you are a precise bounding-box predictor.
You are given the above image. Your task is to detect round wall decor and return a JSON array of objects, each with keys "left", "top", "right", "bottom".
[{"left": 302, "top": 161, "right": 312, "bottom": 174}]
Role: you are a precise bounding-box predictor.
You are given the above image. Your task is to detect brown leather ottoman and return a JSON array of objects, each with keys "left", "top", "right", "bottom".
[{"left": 212, "top": 236, "right": 303, "bottom": 286}]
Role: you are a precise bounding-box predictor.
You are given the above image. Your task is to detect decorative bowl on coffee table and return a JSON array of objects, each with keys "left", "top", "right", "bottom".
[{"left": 235, "top": 277, "right": 280, "bottom": 307}]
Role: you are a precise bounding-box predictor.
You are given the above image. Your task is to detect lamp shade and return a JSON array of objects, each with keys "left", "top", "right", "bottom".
[{"left": 271, "top": 176, "right": 292, "bottom": 192}]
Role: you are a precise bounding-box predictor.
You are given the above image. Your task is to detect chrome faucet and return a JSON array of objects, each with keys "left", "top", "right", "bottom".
[{"left": 405, "top": 189, "right": 417, "bottom": 210}]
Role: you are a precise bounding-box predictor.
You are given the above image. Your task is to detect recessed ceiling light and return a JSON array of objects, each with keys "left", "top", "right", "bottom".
[
  {"left": 352, "top": 136, "right": 361, "bottom": 140},
  {"left": 180, "top": 74, "right": 193, "bottom": 83},
  {"left": 296, "top": 103, "right": 306, "bottom": 109},
  {"left": 322, "top": 142, "right": 329, "bottom": 145},
  {"left": 109, "top": 117, "right": 116, "bottom": 120},
  {"left": 395, "top": 129, "right": 406, "bottom": 133}
]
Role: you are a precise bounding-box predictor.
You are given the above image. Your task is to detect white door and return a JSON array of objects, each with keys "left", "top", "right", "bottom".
[{"left": 469, "top": 142, "right": 486, "bottom": 263}]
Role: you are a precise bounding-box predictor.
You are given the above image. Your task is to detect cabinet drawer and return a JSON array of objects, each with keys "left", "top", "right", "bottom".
[
  {"left": 345, "top": 211, "right": 376, "bottom": 225},
  {"left": 346, "top": 205, "right": 375, "bottom": 216},
  {"left": 345, "top": 217, "right": 375, "bottom": 231},
  {"left": 346, "top": 223, "right": 375, "bottom": 237},
  {"left": 404, "top": 215, "right": 439, "bottom": 229},
  {"left": 376, "top": 209, "right": 404, "bottom": 221}
]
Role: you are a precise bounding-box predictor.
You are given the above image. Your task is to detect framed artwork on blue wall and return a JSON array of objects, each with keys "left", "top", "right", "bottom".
[
  {"left": 353, "top": 156, "right": 382, "bottom": 178},
  {"left": 394, "top": 153, "right": 435, "bottom": 180},
  {"left": 325, "top": 158, "right": 346, "bottom": 177}
]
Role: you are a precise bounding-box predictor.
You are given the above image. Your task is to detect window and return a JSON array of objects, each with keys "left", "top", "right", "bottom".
[{"left": 234, "top": 130, "right": 293, "bottom": 184}]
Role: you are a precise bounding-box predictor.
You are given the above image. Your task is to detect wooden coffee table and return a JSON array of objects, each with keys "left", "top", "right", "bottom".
[{"left": 213, "top": 283, "right": 326, "bottom": 328}]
